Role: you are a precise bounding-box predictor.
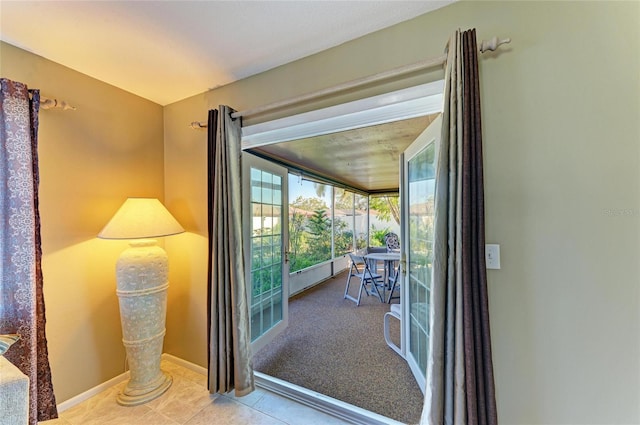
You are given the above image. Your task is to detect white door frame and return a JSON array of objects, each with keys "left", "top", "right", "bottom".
[
  {"left": 239, "top": 80, "right": 445, "bottom": 421},
  {"left": 242, "top": 153, "right": 290, "bottom": 354},
  {"left": 401, "top": 114, "right": 441, "bottom": 393}
]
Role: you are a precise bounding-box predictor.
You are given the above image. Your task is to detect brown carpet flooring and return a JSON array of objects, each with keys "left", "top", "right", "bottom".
[{"left": 252, "top": 271, "right": 423, "bottom": 424}]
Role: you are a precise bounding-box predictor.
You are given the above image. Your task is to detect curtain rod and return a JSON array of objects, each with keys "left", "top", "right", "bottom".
[{"left": 190, "top": 36, "right": 510, "bottom": 128}]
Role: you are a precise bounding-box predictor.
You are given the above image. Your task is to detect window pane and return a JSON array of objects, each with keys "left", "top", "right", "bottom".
[
  {"left": 249, "top": 167, "right": 284, "bottom": 342},
  {"left": 354, "top": 194, "right": 368, "bottom": 250},
  {"left": 288, "top": 175, "right": 332, "bottom": 272},
  {"left": 407, "top": 143, "right": 435, "bottom": 376},
  {"left": 334, "top": 188, "right": 354, "bottom": 256},
  {"left": 369, "top": 195, "right": 400, "bottom": 247}
]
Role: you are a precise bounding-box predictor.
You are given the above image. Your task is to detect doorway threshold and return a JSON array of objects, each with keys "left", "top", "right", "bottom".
[{"left": 255, "top": 371, "right": 405, "bottom": 425}]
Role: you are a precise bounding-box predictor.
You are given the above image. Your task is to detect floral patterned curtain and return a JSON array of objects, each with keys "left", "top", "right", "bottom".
[{"left": 0, "top": 78, "right": 57, "bottom": 424}]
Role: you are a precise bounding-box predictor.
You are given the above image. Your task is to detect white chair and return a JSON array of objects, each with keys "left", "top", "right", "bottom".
[
  {"left": 344, "top": 252, "right": 384, "bottom": 305},
  {"left": 383, "top": 303, "right": 403, "bottom": 357},
  {"left": 384, "top": 232, "right": 400, "bottom": 252},
  {"left": 387, "top": 262, "right": 401, "bottom": 303},
  {"left": 383, "top": 233, "right": 401, "bottom": 302}
]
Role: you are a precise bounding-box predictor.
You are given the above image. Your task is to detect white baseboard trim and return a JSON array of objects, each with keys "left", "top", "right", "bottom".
[
  {"left": 161, "top": 353, "right": 207, "bottom": 375},
  {"left": 57, "top": 370, "right": 130, "bottom": 413},
  {"left": 56, "top": 353, "right": 202, "bottom": 413}
]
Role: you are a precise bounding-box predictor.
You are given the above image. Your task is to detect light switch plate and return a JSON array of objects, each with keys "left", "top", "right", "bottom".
[{"left": 485, "top": 244, "right": 501, "bottom": 269}]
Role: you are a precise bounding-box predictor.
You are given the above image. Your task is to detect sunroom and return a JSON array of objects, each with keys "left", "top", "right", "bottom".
[{"left": 235, "top": 80, "right": 443, "bottom": 421}]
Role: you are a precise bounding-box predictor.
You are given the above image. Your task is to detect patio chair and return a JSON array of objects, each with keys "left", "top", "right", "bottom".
[
  {"left": 387, "top": 261, "right": 401, "bottom": 303},
  {"left": 383, "top": 303, "right": 403, "bottom": 357},
  {"left": 344, "top": 252, "right": 384, "bottom": 305},
  {"left": 384, "top": 232, "right": 400, "bottom": 252}
]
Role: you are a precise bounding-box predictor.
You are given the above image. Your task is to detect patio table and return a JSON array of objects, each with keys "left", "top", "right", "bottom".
[{"left": 364, "top": 252, "right": 400, "bottom": 301}]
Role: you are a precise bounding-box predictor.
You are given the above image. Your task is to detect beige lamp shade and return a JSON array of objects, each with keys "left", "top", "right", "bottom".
[{"left": 98, "top": 198, "right": 184, "bottom": 240}]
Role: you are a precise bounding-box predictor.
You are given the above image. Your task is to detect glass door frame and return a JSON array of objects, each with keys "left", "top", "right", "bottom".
[
  {"left": 242, "top": 153, "right": 290, "bottom": 354},
  {"left": 400, "top": 114, "right": 441, "bottom": 394}
]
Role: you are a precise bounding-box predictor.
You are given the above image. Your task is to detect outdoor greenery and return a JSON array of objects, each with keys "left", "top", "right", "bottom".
[
  {"left": 370, "top": 195, "right": 400, "bottom": 224},
  {"left": 289, "top": 197, "right": 334, "bottom": 272},
  {"left": 251, "top": 226, "right": 283, "bottom": 297},
  {"left": 369, "top": 224, "right": 392, "bottom": 247},
  {"left": 334, "top": 188, "right": 355, "bottom": 256},
  {"left": 287, "top": 189, "right": 402, "bottom": 271}
]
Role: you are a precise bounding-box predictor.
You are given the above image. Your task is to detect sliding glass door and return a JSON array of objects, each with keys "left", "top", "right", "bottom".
[{"left": 401, "top": 114, "right": 441, "bottom": 392}]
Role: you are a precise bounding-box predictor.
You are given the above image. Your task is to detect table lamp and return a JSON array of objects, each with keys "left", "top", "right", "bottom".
[{"left": 98, "top": 197, "right": 184, "bottom": 406}]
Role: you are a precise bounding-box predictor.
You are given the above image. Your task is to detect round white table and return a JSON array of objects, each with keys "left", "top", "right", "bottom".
[{"left": 364, "top": 252, "right": 400, "bottom": 302}]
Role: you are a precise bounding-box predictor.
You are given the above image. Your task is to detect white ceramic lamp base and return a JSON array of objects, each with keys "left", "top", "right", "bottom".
[{"left": 116, "top": 239, "right": 172, "bottom": 406}]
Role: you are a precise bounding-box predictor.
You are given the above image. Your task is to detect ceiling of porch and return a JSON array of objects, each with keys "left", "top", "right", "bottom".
[{"left": 249, "top": 113, "right": 439, "bottom": 193}]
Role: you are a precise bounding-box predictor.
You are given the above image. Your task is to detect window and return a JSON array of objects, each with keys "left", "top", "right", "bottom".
[
  {"left": 249, "top": 168, "right": 284, "bottom": 341},
  {"left": 288, "top": 176, "right": 332, "bottom": 272},
  {"left": 354, "top": 194, "right": 368, "bottom": 250},
  {"left": 334, "top": 188, "right": 354, "bottom": 256},
  {"left": 369, "top": 194, "right": 400, "bottom": 247}
]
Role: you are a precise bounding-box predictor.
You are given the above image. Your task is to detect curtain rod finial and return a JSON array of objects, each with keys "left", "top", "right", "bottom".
[
  {"left": 189, "top": 121, "right": 207, "bottom": 130},
  {"left": 41, "top": 97, "right": 76, "bottom": 110},
  {"left": 480, "top": 36, "right": 511, "bottom": 53}
]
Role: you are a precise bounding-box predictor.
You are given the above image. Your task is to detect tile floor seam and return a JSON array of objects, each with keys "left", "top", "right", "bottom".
[
  {"left": 249, "top": 397, "right": 307, "bottom": 425},
  {"left": 180, "top": 395, "right": 218, "bottom": 424},
  {"left": 235, "top": 395, "right": 289, "bottom": 425},
  {"left": 253, "top": 391, "right": 268, "bottom": 407},
  {"left": 142, "top": 409, "right": 181, "bottom": 425},
  {"left": 249, "top": 408, "right": 291, "bottom": 425},
  {"left": 242, "top": 390, "right": 268, "bottom": 407}
]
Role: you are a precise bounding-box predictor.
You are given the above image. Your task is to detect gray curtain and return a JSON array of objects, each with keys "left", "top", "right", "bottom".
[
  {"left": 206, "top": 105, "right": 255, "bottom": 396},
  {"left": 0, "top": 78, "right": 57, "bottom": 424},
  {"left": 421, "top": 29, "right": 498, "bottom": 425}
]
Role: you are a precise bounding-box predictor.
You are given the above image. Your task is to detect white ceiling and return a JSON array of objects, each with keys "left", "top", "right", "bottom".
[
  {"left": 253, "top": 114, "right": 438, "bottom": 192},
  {"left": 0, "top": 1, "right": 453, "bottom": 106}
]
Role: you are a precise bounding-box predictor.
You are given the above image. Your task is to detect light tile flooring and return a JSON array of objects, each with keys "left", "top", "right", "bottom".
[{"left": 40, "top": 359, "right": 349, "bottom": 425}]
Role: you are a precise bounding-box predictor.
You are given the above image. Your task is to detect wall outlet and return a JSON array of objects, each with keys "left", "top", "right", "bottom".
[{"left": 485, "top": 244, "right": 501, "bottom": 270}]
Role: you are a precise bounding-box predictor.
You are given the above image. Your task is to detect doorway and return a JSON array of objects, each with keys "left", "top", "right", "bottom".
[{"left": 240, "top": 81, "right": 444, "bottom": 423}]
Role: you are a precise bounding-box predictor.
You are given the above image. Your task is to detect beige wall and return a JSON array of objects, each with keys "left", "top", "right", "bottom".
[
  {"left": 1, "top": 42, "right": 165, "bottom": 402},
  {"left": 1, "top": 0, "right": 638, "bottom": 422},
  {"left": 164, "top": 1, "right": 639, "bottom": 424}
]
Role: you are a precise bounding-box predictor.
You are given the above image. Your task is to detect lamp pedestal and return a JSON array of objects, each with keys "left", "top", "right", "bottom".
[{"left": 115, "top": 239, "right": 172, "bottom": 406}]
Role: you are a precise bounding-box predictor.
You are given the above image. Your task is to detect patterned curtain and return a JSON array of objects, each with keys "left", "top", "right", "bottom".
[
  {"left": 206, "top": 106, "right": 255, "bottom": 396},
  {"left": 0, "top": 78, "right": 57, "bottom": 423},
  {"left": 421, "top": 29, "right": 498, "bottom": 425}
]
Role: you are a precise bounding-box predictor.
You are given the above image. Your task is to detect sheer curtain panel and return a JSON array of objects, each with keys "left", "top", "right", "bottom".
[
  {"left": 421, "top": 30, "right": 498, "bottom": 425},
  {"left": 206, "top": 106, "right": 255, "bottom": 396},
  {"left": 0, "top": 78, "right": 57, "bottom": 424}
]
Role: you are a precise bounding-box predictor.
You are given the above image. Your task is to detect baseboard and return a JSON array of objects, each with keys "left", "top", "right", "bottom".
[
  {"left": 56, "top": 353, "right": 204, "bottom": 413},
  {"left": 161, "top": 353, "right": 207, "bottom": 375},
  {"left": 56, "top": 370, "right": 130, "bottom": 412}
]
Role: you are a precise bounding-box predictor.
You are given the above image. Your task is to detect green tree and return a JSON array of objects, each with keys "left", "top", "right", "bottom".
[
  {"left": 288, "top": 211, "right": 306, "bottom": 270},
  {"left": 334, "top": 217, "right": 353, "bottom": 254},
  {"left": 369, "top": 195, "right": 400, "bottom": 225},
  {"left": 307, "top": 209, "right": 332, "bottom": 261},
  {"left": 290, "top": 195, "right": 328, "bottom": 212}
]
